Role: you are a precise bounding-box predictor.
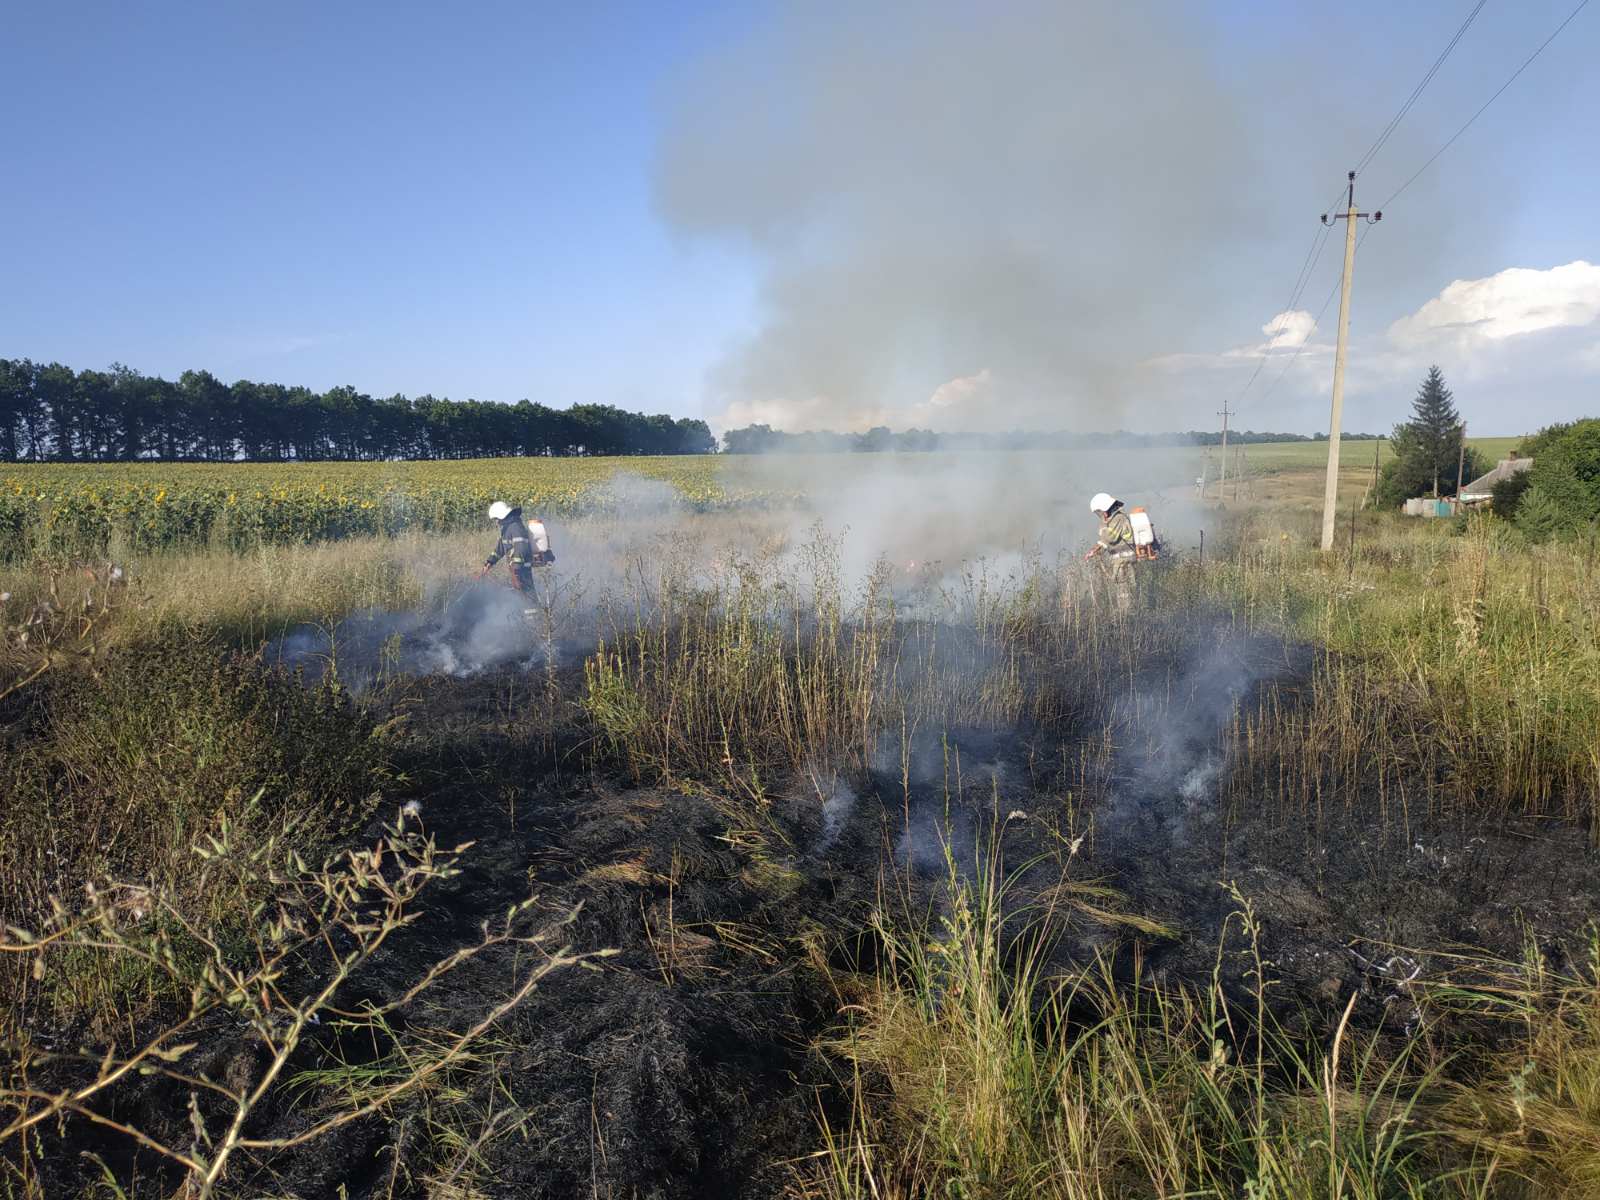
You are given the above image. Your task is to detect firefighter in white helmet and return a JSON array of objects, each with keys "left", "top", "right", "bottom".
[
  {"left": 481, "top": 501, "right": 553, "bottom": 604},
  {"left": 1084, "top": 492, "right": 1137, "bottom": 611}
]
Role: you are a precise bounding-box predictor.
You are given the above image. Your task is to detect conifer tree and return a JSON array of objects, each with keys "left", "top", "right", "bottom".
[{"left": 1376, "top": 366, "right": 1480, "bottom": 506}]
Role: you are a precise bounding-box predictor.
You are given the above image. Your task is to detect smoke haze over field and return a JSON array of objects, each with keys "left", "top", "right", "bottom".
[{"left": 261, "top": 457, "right": 1215, "bottom": 698}]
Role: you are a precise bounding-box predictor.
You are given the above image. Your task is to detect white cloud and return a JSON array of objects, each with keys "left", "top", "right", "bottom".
[
  {"left": 1261, "top": 309, "right": 1316, "bottom": 350},
  {"left": 720, "top": 263, "right": 1600, "bottom": 436},
  {"left": 926, "top": 369, "right": 993, "bottom": 412},
  {"left": 1146, "top": 307, "right": 1327, "bottom": 371},
  {"left": 1388, "top": 261, "right": 1600, "bottom": 349},
  {"left": 1136, "top": 262, "right": 1600, "bottom": 434}
]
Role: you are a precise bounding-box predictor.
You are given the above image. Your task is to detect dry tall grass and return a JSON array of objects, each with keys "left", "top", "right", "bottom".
[{"left": 804, "top": 830, "right": 1600, "bottom": 1199}]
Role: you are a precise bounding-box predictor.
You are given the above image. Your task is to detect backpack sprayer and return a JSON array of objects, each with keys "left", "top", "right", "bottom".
[{"left": 1129, "top": 507, "right": 1160, "bottom": 560}]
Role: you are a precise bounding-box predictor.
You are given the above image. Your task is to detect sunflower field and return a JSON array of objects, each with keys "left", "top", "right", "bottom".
[{"left": 0, "top": 458, "right": 805, "bottom": 563}]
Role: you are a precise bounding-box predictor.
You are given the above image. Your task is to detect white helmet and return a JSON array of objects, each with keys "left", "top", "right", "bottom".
[
  {"left": 487, "top": 500, "right": 511, "bottom": 521},
  {"left": 1089, "top": 492, "right": 1116, "bottom": 515}
]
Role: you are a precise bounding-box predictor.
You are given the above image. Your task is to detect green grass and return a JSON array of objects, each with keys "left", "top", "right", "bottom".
[
  {"left": 1196, "top": 509, "right": 1600, "bottom": 830},
  {"left": 0, "top": 647, "right": 387, "bottom": 1031},
  {"left": 1231, "top": 436, "right": 1521, "bottom": 474}
]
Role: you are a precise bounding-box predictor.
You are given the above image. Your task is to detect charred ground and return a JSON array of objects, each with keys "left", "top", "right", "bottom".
[
  {"left": 5, "top": 538, "right": 1599, "bottom": 1198},
  {"left": 21, "top": 643, "right": 1600, "bottom": 1193}
]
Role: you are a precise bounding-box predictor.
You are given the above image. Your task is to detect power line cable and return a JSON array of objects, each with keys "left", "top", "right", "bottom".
[
  {"left": 1380, "top": 0, "right": 1592, "bottom": 209},
  {"left": 1231, "top": 227, "right": 1326, "bottom": 401},
  {"left": 1241, "top": 0, "right": 1588, "bottom": 418},
  {"left": 1252, "top": 223, "right": 1378, "bottom": 413},
  {"left": 1354, "top": 0, "right": 1490, "bottom": 175},
  {"left": 1233, "top": 205, "right": 1341, "bottom": 416},
  {"left": 1247, "top": 270, "right": 1340, "bottom": 414},
  {"left": 1230, "top": 180, "right": 1348, "bottom": 406},
  {"left": 1230, "top": 0, "right": 1491, "bottom": 416},
  {"left": 1289, "top": 180, "right": 1355, "bottom": 301}
]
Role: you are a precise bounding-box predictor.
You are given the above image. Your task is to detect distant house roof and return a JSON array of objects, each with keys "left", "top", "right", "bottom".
[{"left": 1459, "top": 456, "right": 1532, "bottom": 502}]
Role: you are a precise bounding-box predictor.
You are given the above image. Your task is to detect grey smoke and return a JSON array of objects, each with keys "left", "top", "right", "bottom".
[
  {"left": 590, "top": 473, "right": 686, "bottom": 518},
  {"left": 266, "top": 580, "right": 547, "bottom": 693},
  {"left": 263, "top": 471, "right": 789, "bottom": 693},
  {"left": 1179, "top": 756, "right": 1223, "bottom": 806},
  {"left": 657, "top": 1, "right": 1488, "bottom": 433},
  {"left": 815, "top": 772, "right": 858, "bottom": 853},
  {"left": 1099, "top": 629, "right": 1286, "bottom": 849},
  {"left": 895, "top": 802, "right": 975, "bottom": 877},
  {"left": 742, "top": 448, "right": 1211, "bottom": 604}
]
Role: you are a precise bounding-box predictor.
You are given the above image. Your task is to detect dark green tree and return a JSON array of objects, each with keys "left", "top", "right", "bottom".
[
  {"left": 1515, "top": 483, "right": 1567, "bottom": 543},
  {"left": 0, "top": 359, "right": 39, "bottom": 461},
  {"left": 855, "top": 426, "right": 893, "bottom": 452},
  {"left": 722, "top": 424, "right": 779, "bottom": 454},
  {"left": 1376, "top": 366, "right": 1481, "bottom": 507},
  {"left": 1506, "top": 419, "right": 1600, "bottom": 537},
  {"left": 108, "top": 363, "right": 148, "bottom": 460},
  {"left": 34, "top": 363, "right": 79, "bottom": 461},
  {"left": 0, "top": 357, "right": 728, "bottom": 462},
  {"left": 1518, "top": 456, "right": 1587, "bottom": 537},
  {"left": 1490, "top": 472, "right": 1532, "bottom": 521},
  {"left": 673, "top": 418, "right": 716, "bottom": 455},
  {"left": 1519, "top": 419, "right": 1600, "bottom": 514},
  {"left": 179, "top": 370, "right": 235, "bottom": 460}
]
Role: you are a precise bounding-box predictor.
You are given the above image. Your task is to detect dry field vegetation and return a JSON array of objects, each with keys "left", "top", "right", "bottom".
[{"left": 1, "top": 445, "right": 1598, "bottom": 1199}]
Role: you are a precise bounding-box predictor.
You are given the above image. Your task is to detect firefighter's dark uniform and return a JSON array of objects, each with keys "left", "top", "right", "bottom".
[
  {"left": 1096, "top": 508, "right": 1137, "bottom": 611},
  {"left": 485, "top": 508, "right": 548, "bottom": 595}
]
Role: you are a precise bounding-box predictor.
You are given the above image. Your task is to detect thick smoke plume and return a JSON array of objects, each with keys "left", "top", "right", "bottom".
[
  {"left": 658, "top": 0, "right": 1481, "bottom": 434},
  {"left": 657, "top": 2, "right": 1258, "bottom": 432}
]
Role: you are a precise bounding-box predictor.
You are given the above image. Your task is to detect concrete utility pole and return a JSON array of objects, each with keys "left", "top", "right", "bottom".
[
  {"left": 1319, "top": 171, "right": 1381, "bottom": 552},
  {"left": 1455, "top": 422, "right": 1468, "bottom": 500},
  {"left": 1218, "top": 399, "right": 1232, "bottom": 501}
]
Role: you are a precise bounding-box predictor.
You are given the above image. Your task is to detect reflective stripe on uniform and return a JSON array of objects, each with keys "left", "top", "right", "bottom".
[{"left": 1098, "top": 514, "right": 1135, "bottom": 550}]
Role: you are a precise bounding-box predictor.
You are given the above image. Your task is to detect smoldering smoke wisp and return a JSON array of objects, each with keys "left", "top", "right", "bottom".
[
  {"left": 266, "top": 581, "right": 551, "bottom": 693},
  {"left": 263, "top": 473, "right": 701, "bottom": 692},
  {"left": 815, "top": 773, "right": 858, "bottom": 854},
  {"left": 1099, "top": 629, "right": 1288, "bottom": 851}
]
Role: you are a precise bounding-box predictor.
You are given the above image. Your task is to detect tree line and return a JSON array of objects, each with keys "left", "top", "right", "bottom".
[
  {"left": 0, "top": 360, "right": 716, "bottom": 462},
  {"left": 720, "top": 424, "right": 1383, "bottom": 454}
]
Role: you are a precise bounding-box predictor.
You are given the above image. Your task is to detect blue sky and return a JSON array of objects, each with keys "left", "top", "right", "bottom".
[{"left": 4, "top": 1, "right": 1597, "bottom": 436}]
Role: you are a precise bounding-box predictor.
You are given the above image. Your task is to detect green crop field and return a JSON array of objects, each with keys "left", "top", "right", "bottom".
[
  {"left": 0, "top": 456, "right": 786, "bottom": 562},
  {"left": 0, "top": 436, "right": 1531, "bottom": 562},
  {"left": 1233, "top": 434, "right": 1518, "bottom": 470},
  {"left": 1230, "top": 434, "right": 1520, "bottom": 472}
]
